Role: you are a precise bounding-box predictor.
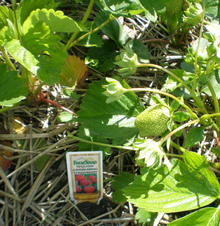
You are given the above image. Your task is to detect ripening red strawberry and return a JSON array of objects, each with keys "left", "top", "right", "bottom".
[
  {"left": 83, "top": 186, "right": 96, "bottom": 193},
  {"left": 88, "top": 175, "right": 97, "bottom": 183},
  {"left": 75, "top": 174, "right": 86, "bottom": 181},
  {"left": 80, "top": 179, "right": 90, "bottom": 187},
  {"left": 76, "top": 185, "right": 82, "bottom": 193}
]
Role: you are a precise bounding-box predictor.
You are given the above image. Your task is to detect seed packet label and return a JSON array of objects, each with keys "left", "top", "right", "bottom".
[{"left": 66, "top": 151, "right": 103, "bottom": 204}]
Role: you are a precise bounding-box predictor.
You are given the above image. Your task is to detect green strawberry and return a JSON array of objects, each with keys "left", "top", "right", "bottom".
[
  {"left": 166, "top": 0, "right": 184, "bottom": 15},
  {"left": 135, "top": 104, "right": 170, "bottom": 137}
]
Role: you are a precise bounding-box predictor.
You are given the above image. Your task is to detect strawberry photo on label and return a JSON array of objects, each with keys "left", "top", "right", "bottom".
[
  {"left": 75, "top": 174, "right": 86, "bottom": 181},
  {"left": 80, "top": 179, "right": 91, "bottom": 187},
  {"left": 76, "top": 185, "right": 82, "bottom": 193},
  {"left": 88, "top": 175, "right": 97, "bottom": 183},
  {"left": 83, "top": 186, "right": 96, "bottom": 193}
]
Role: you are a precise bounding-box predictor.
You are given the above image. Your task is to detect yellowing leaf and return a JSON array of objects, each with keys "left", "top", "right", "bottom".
[
  {"left": 60, "top": 55, "right": 88, "bottom": 88},
  {"left": 12, "top": 117, "right": 26, "bottom": 134}
]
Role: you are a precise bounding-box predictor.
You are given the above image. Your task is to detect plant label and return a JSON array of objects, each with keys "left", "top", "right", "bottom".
[{"left": 66, "top": 151, "right": 103, "bottom": 204}]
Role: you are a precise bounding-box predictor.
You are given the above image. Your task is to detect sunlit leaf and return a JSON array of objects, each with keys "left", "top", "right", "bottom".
[
  {"left": 123, "top": 159, "right": 218, "bottom": 213},
  {"left": 16, "top": 0, "right": 56, "bottom": 25},
  {"left": 172, "top": 111, "right": 190, "bottom": 122},
  {"left": 169, "top": 207, "right": 220, "bottom": 226},
  {"left": 77, "top": 79, "right": 145, "bottom": 152},
  {"left": 183, "top": 151, "right": 220, "bottom": 196},
  {"left": 4, "top": 19, "right": 68, "bottom": 85},
  {"left": 22, "top": 8, "right": 87, "bottom": 33},
  {"left": 0, "top": 5, "right": 15, "bottom": 29},
  {"left": 96, "top": 0, "right": 144, "bottom": 17},
  {"left": 135, "top": 208, "right": 157, "bottom": 226}
]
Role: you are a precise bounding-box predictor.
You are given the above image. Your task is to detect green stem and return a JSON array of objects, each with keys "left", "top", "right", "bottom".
[
  {"left": 202, "top": 113, "right": 220, "bottom": 120},
  {"left": 159, "top": 119, "right": 200, "bottom": 145},
  {"left": 11, "top": 0, "right": 17, "bottom": 10},
  {"left": 68, "top": 15, "right": 114, "bottom": 49},
  {"left": 0, "top": 46, "right": 16, "bottom": 71},
  {"left": 68, "top": 134, "right": 138, "bottom": 151},
  {"left": 139, "top": 63, "right": 207, "bottom": 114},
  {"left": 207, "top": 81, "right": 220, "bottom": 128},
  {"left": 33, "top": 82, "right": 44, "bottom": 96},
  {"left": 170, "top": 140, "right": 186, "bottom": 153},
  {"left": 157, "top": 22, "right": 169, "bottom": 33},
  {"left": 64, "top": 0, "right": 95, "bottom": 51},
  {"left": 0, "top": 107, "right": 12, "bottom": 114},
  {"left": 139, "top": 63, "right": 192, "bottom": 93},
  {"left": 192, "top": 2, "right": 205, "bottom": 92},
  {"left": 127, "top": 87, "right": 198, "bottom": 119},
  {"left": 166, "top": 153, "right": 184, "bottom": 158}
]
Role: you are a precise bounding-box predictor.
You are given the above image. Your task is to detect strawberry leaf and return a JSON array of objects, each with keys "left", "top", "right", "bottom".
[
  {"left": 0, "top": 64, "right": 27, "bottom": 107},
  {"left": 60, "top": 55, "right": 88, "bottom": 88},
  {"left": 16, "top": 0, "right": 57, "bottom": 26},
  {"left": 0, "top": 5, "right": 15, "bottom": 30},
  {"left": 169, "top": 207, "right": 220, "bottom": 226},
  {"left": 86, "top": 40, "right": 117, "bottom": 72},
  {"left": 77, "top": 79, "right": 145, "bottom": 152},
  {"left": 172, "top": 111, "right": 190, "bottom": 122},
  {"left": 111, "top": 172, "right": 135, "bottom": 203},
  {"left": 95, "top": 11, "right": 129, "bottom": 47},
  {"left": 22, "top": 8, "right": 87, "bottom": 33},
  {"left": 96, "top": 0, "right": 144, "bottom": 17},
  {"left": 135, "top": 208, "right": 157, "bottom": 226},
  {"left": 4, "top": 20, "right": 68, "bottom": 85},
  {"left": 183, "top": 151, "right": 220, "bottom": 196},
  {"left": 123, "top": 159, "right": 218, "bottom": 213},
  {"left": 184, "top": 127, "right": 204, "bottom": 148}
]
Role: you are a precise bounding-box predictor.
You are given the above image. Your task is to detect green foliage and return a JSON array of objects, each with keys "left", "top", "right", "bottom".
[
  {"left": 123, "top": 156, "right": 219, "bottom": 213},
  {"left": 135, "top": 208, "right": 157, "bottom": 226},
  {"left": 169, "top": 207, "right": 220, "bottom": 226},
  {"left": 0, "top": 0, "right": 87, "bottom": 106},
  {"left": 1, "top": 1, "right": 220, "bottom": 225},
  {"left": 96, "top": 0, "right": 145, "bottom": 17},
  {"left": 111, "top": 172, "right": 135, "bottom": 203},
  {"left": 95, "top": 11, "right": 129, "bottom": 47},
  {"left": 76, "top": 79, "right": 144, "bottom": 153},
  {"left": 0, "top": 64, "right": 27, "bottom": 107},
  {"left": 87, "top": 40, "right": 117, "bottom": 72},
  {"left": 184, "top": 127, "right": 205, "bottom": 148}
]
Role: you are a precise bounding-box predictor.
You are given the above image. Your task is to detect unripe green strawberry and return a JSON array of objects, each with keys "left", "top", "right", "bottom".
[
  {"left": 135, "top": 104, "right": 170, "bottom": 137},
  {"left": 166, "top": 0, "right": 184, "bottom": 15}
]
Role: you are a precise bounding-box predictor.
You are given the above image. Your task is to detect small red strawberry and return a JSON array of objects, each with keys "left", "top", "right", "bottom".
[
  {"left": 75, "top": 174, "right": 86, "bottom": 181},
  {"left": 83, "top": 186, "right": 96, "bottom": 193},
  {"left": 76, "top": 185, "right": 82, "bottom": 193},
  {"left": 80, "top": 179, "right": 90, "bottom": 187},
  {"left": 88, "top": 180, "right": 93, "bottom": 185},
  {"left": 88, "top": 175, "right": 97, "bottom": 183}
]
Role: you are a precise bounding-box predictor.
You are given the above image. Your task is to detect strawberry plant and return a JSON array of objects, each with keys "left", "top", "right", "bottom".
[
  {"left": 0, "top": 0, "right": 113, "bottom": 112},
  {"left": 1, "top": 0, "right": 220, "bottom": 225}
]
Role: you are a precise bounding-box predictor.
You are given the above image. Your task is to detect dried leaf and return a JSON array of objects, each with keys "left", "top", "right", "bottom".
[
  {"left": 12, "top": 117, "right": 26, "bottom": 134},
  {"left": 0, "top": 141, "right": 13, "bottom": 173},
  {"left": 60, "top": 55, "right": 88, "bottom": 88}
]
